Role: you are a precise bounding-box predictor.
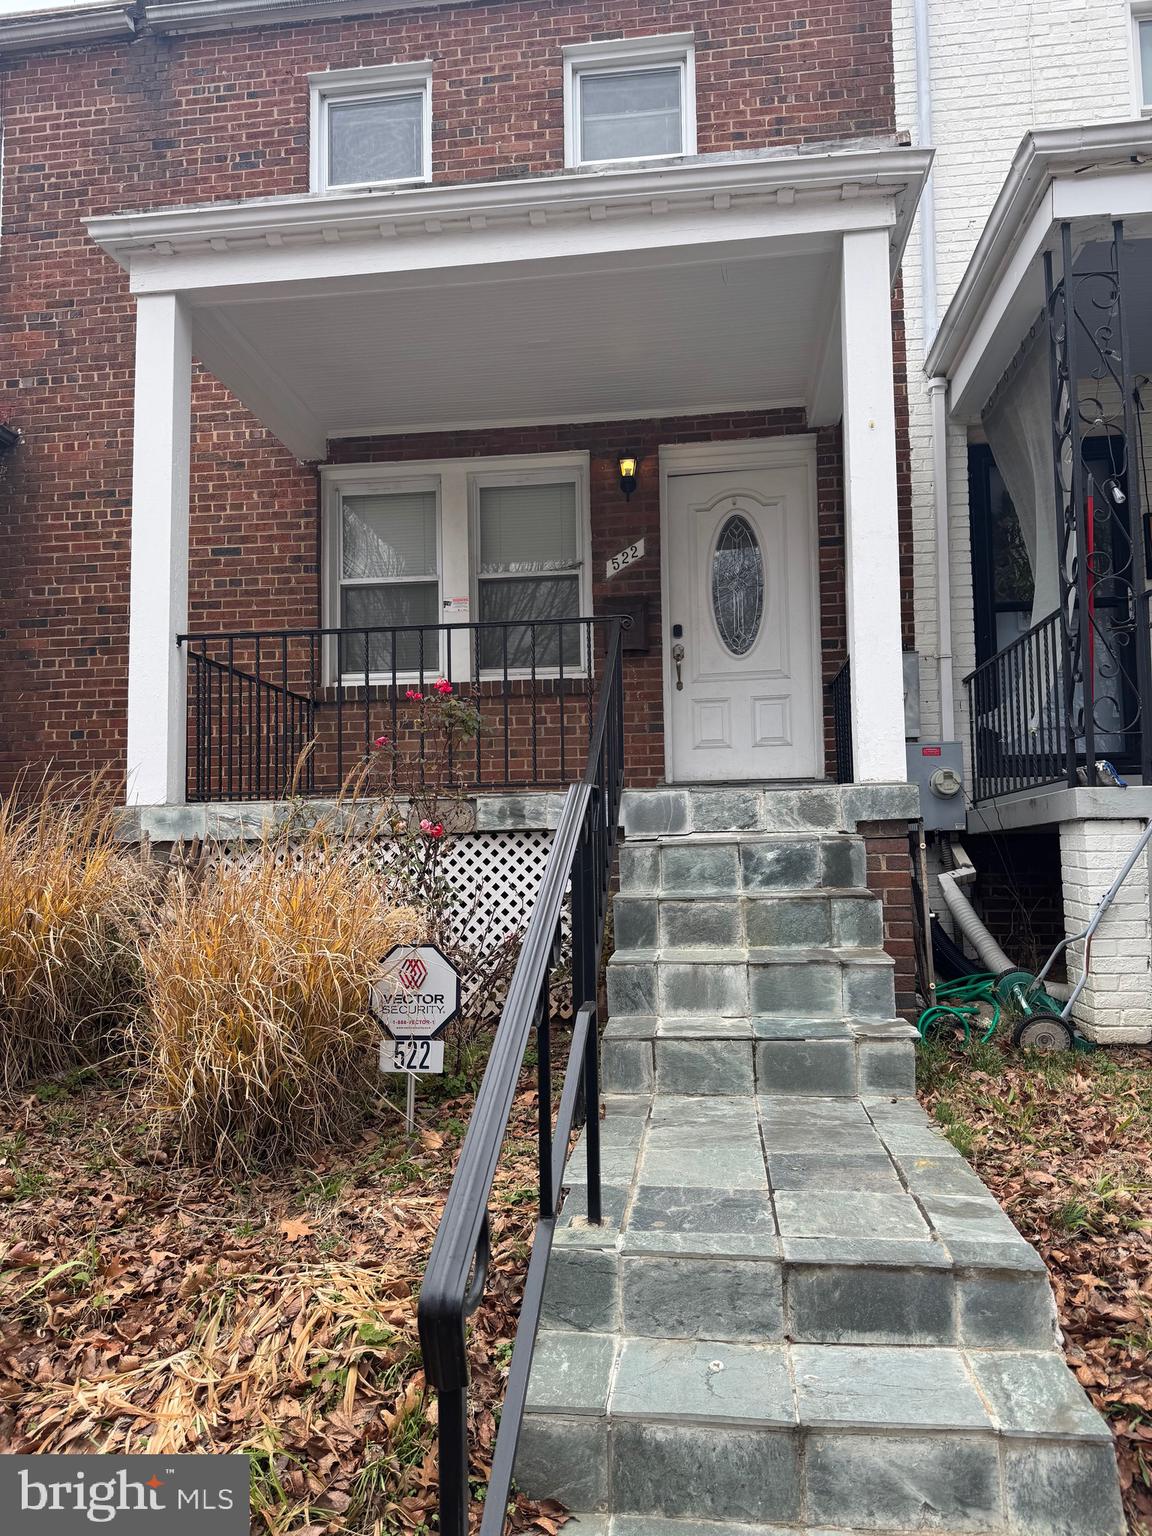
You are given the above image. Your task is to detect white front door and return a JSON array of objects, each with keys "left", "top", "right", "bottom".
[{"left": 665, "top": 456, "right": 820, "bottom": 782}]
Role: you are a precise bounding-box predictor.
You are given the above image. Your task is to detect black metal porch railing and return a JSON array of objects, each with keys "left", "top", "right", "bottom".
[
  {"left": 178, "top": 618, "right": 614, "bottom": 802},
  {"left": 417, "top": 616, "right": 625, "bottom": 1536},
  {"left": 964, "top": 610, "right": 1068, "bottom": 802},
  {"left": 828, "top": 659, "right": 853, "bottom": 784}
]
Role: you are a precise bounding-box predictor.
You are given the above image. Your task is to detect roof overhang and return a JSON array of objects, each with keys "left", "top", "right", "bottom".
[
  {"left": 88, "top": 145, "right": 931, "bottom": 459},
  {"left": 926, "top": 120, "right": 1152, "bottom": 421},
  {"left": 0, "top": 2, "right": 135, "bottom": 54},
  {"left": 143, "top": 0, "right": 450, "bottom": 32}
]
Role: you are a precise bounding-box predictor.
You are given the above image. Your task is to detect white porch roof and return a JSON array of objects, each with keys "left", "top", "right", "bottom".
[
  {"left": 926, "top": 120, "right": 1152, "bottom": 421},
  {"left": 89, "top": 145, "right": 930, "bottom": 459}
]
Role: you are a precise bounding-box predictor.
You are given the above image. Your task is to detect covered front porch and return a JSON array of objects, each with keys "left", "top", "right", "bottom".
[{"left": 90, "top": 144, "right": 929, "bottom": 808}]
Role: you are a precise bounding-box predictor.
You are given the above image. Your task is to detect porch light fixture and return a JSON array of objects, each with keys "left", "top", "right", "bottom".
[{"left": 618, "top": 453, "right": 639, "bottom": 501}]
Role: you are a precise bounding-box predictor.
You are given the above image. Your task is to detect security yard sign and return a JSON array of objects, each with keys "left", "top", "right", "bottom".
[
  {"left": 372, "top": 943, "right": 462, "bottom": 1128},
  {"left": 371, "top": 943, "right": 461, "bottom": 1041}
]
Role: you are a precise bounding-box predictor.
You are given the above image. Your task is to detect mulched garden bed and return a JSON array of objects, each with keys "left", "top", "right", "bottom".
[
  {"left": 917, "top": 1036, "right": 1152, "bottom": 1536},
  {"left": 0, "top": 1066, "right": 563, "bottom": 1535}
]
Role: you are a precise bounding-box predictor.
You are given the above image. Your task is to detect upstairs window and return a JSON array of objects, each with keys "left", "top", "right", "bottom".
[
  {"left": 1140, "top": 14, "right": 1152, "bottom": 110},
  {"left": 564, "top": 35, "right": 696, "bottom": 168},
  {"left": 309, "top": 63, "right": 432, "bottom": 193}
]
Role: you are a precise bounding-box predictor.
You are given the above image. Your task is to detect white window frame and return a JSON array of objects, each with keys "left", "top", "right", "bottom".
[
  {"left": 562, "top": 33, "right": 696, "bottom": 169},
  {"left": 320, "top": 453, "right": 592, "bottom": 683},
  {"left": 323, "top": 472, "right": 442, "bottom": 684},
  {"left": 469, "top": 464, "right": 592, "bottom": 677},
  {"left": 309, "top": 62, "right": 433, "bottom": 195},
  {"left": 1132, "top": 4, "right": 1152, "bottom": 115}
]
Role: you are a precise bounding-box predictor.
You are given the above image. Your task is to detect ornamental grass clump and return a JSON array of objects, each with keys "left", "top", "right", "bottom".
[
  {"left": 137, "top": 820, "right": 420, "bottom": 1167},
  {"left": 0, "top": 777, "right": 145, "bottom": 1094}
]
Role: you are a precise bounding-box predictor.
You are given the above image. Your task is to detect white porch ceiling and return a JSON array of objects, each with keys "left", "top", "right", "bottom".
[
  {"left": 91, "top": 147, "right": 932, "bottom": 458},
  {"left": 193, "top": 243, "right": 836, "bottom": 444}
]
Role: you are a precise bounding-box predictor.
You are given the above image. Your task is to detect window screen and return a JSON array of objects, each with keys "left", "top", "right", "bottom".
[
  {"left": 327, "top": 91, "right": 424, "bottom": 187},
  {"left": 579, "top": 66, "right": 683, "bottom": 162},
  {"left": 339, "top": 489, "right": 438, "bottom": 674},
  {"left": 477, "top": 482, "right": 582, "bottom": 668}
]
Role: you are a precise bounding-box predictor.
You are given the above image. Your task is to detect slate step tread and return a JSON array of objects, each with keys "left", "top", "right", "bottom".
[
  {"left": 525, "top": 1336, "right": 1112, "bottom": 1439},
  {"left": 520, "top": 1339, "right": 1123, "bottom": 1532}
]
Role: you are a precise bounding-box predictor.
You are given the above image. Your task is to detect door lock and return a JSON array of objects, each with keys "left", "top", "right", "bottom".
[{"left": 672, "top": 642, "right": 685, "bottom": 691}]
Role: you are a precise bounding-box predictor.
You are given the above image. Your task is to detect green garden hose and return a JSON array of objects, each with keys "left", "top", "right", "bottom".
[{"left": 916, "top": 973, "right": 1000, "bottom": 1044}]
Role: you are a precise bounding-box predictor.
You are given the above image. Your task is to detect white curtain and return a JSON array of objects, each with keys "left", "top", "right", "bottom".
[{"left": 981, "top": 332, "right": 1061, "bottom": 632}]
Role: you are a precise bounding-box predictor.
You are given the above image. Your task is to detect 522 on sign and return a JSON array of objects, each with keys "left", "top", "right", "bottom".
[{"left": 380, "top": 1037, "right": 446, "bottom": 1074}]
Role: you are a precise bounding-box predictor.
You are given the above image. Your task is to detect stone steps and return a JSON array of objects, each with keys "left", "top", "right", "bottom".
[
  {"left": 520, "top": 1333, "right": 1119, "bottom": 1532},
  {"left": 614, "top": 891, "right": 884, "bottom": 952},
  {"left": 514, "top": 795, "right": 1125, "bottom": 1534},
  {"left": 620, "top": 835, "right": 869, "bottom": 897},
  {"left": 608, "top": 949, "right": 896, "bottom": 1024},
  {"left": 619, "top": 785, "right": 919, "bottom": 839},
  {"left": 600, "top": 1018, "right": 917, "bottom": 1098},
  {"left": 520, "top": 1092, "right": 1125, "bottom": 1534},
  {"left": 544, "top": 1096, "right": 1059, "bottom": 1352}
]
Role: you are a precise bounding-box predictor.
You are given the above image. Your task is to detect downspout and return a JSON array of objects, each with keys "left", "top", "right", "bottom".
[{"left": 913, "top": 0, "right": 957, "bottom": 740}]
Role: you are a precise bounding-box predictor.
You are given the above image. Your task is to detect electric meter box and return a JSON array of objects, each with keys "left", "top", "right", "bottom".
[{"left": 906, "top": 741, "right": 966, "bottom": 831}]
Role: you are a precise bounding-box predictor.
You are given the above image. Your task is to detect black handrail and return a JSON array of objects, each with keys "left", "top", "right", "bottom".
[
  {"left": 177, "top": 618, "right": 613, "bottom": 802},
  {"left": 417, "top": 615, "right": 625, "bottom": 1536}
]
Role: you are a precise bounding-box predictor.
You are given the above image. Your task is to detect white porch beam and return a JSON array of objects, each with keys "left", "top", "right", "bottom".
[
  {"left": 840, "top": 228, "right": 906, "bottom": 784},
  {"left": 126, "top": 293, "right": 192, "bottom": 806}
]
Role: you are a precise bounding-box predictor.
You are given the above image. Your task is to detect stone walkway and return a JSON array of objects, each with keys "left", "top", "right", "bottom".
[{"left": 515, "top": 790, "right": 1126, "bottom": 1535}]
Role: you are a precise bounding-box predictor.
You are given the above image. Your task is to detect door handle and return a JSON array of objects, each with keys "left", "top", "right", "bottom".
[{"left": 672, "top": 642, "right": 685, "bottom": 691}]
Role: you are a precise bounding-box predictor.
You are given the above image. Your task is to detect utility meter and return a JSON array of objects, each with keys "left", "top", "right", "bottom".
[{"left": 906, "top": 742, "right": 966, "bottom": 831}]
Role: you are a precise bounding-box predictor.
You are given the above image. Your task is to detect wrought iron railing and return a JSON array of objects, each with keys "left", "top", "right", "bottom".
[
  {"left": 828, "top": 659, "right": 853, "bottom": 783},
  {"left": 178, "top": 618, "right": 614, "bottom": 801},
  {"left": 417, "top": 617, "right": 625, "bottom": 1536},
  {"left": 965, "top": 610, "right": 1068, "bottom": 801}
]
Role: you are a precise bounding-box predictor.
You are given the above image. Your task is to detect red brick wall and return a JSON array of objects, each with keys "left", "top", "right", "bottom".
[
  {"left": 861, "top": 820, "right": 918, "bottom": 1019},
  {"left": 0, "top": 0, "right": 898, "bottom": 790},
  {"left": 327, "top": 408, "right": 843, "bottom": 788}
]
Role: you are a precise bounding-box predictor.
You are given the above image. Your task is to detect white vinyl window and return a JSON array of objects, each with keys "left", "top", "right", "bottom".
[
  {"left": 322, "top": 455, "right": 590, "bottom": 681},
  {"left": 309, "top": 63, "right": 432, "bottom": 193},
  {"left": 1139, "top": 14, "right": 1152, "bottom": 110},
  {"left": 474, "top": 476, "right": 585, "bottom": 670},
  {"left": 564, "top": 35, "right": 696, "bottom": 168},
  {"left": 336, "top": 482, "right": 440, "bottom": 677}
]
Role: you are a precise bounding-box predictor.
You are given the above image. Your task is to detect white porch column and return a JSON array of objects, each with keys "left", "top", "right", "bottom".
[
  {"left": 126, "top": 293, "right": 192, "bottom": 806},
  {"left": 840, "top": 228, "right": 907, "bottom": 783}
]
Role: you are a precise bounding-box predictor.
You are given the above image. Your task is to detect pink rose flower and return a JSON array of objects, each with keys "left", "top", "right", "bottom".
[
  {"left": 405, "top": 688, "right": 424, "bottom": 702},
  {"left": 373, "top": 734, "right": 390, "bottom": 748},
  {"left": 433, "top": 678, "right": 453, "bottom": 696}
]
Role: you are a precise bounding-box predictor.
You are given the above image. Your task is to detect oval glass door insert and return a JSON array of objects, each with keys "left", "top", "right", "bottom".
[{"left": 711, "top": 513, "right": 764, "bottom": 656}]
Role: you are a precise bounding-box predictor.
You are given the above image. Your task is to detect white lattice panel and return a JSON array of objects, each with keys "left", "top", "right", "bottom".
[{"left": 181, "top": 830, "right": 562, "bottom": 1020}]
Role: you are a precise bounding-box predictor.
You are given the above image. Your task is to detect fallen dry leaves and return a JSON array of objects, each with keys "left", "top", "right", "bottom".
[
  {"left": 918, "top": 1036, "right": 1152, "bottom": 1536},
  {"left": 0, "top": 1070, "right": 565, "bottom": 1534}
]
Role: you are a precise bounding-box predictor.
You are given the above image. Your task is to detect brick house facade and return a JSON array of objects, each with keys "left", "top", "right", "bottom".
[
  {"left": 0, "top": 0, "right": 927, "bottom": 1012},
  {"left": 1, "top": 0, "right": 912, "bottom": 787}
]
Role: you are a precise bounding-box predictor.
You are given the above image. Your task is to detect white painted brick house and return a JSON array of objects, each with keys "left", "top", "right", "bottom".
[{"left": 893, "top": 0, "right": 1152, "bottom": 1041}]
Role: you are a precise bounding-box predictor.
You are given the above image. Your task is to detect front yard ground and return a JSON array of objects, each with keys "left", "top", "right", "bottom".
[
  {"left": 0, "top": 1067, "right": 560, "bottom": 1536},
  {"left": 917, "top": 1037, "right": 1152, "bottom": 1536}
]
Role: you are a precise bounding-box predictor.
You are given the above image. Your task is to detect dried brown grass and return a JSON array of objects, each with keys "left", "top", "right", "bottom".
[
  {"left": 0, "top": 776, "right": 146, "bottom": 1093},
  {"left": 137, "top": 819, "right": 420, "bottom": 1167}
]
